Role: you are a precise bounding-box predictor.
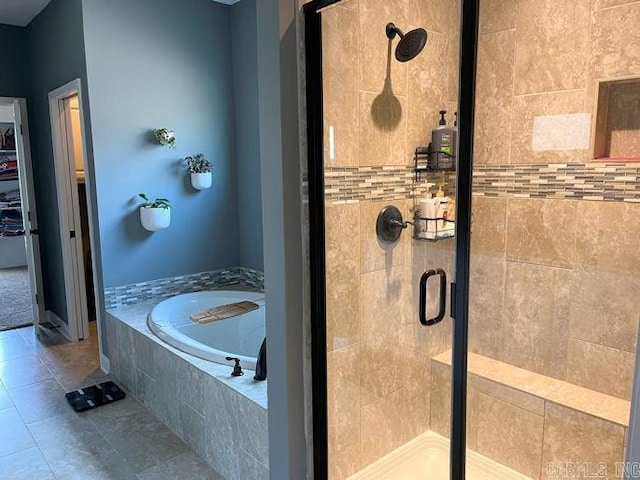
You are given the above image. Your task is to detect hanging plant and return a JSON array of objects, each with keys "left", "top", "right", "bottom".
[
  {"left": 185, "top": 154, "right": 213, "bottom": 190},
  {"left": 185, "top": 153, "right": 212, "bottom": 173},
  {"left": 138, "top": 193, "right": 171, "bottom": 209},
  {"left": 138, "top": 193, "right": 171, "bottom": 231},
  {"left": 152, "top": 128, "right": 177, "bottom": 149}
]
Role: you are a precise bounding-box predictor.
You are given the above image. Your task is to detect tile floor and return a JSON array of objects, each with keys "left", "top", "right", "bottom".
[{"left": 0, "top": 322, "right": 224, "bottom": 479}]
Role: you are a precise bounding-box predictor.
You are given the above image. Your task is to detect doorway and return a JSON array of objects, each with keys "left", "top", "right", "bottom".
[
  {"left": 49, "top": 79, "right": 101, "bottom": 351},
  {"left": 0, "top": 98, "right": 44, "bottom": 332},
  {"left": 305, "top": 1, "right": 640, "bottom": 479}
]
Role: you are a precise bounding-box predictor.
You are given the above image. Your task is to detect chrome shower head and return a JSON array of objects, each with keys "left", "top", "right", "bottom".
[{"left": 386, "top": 22, "right": 428, "bottom": 62}]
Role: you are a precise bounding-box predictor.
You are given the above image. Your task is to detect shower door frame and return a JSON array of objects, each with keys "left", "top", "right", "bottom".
[{"left": 303, "top": 1, "right": 480, "bottom": 479}]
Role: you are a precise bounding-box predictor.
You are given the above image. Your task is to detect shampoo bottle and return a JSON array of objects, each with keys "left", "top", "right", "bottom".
[{"left": 432, "top": 110, "right": 454, "bottom": 170}]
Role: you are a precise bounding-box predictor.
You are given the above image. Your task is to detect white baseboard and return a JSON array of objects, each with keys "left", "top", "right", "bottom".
[
  {"left": 44, "top": 310, "right": 71, "bottom": 340},
  {"left": 100, "top": 353, "right": 110, "bottom": 374}
]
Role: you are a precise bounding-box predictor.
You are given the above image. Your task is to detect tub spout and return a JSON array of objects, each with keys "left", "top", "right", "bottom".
[{"left": 254, "top": 338, "right": 267, "bottom": 381}]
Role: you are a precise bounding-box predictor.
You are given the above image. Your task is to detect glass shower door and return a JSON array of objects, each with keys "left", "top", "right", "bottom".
[
  {"left": 314, "top": 0, "right": 465, "bottom": 478},
  {"left": 464, "top": 1, "right": 640, "bottom": 479}
]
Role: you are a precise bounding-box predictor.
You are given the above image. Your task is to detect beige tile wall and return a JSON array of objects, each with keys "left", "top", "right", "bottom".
[
  {"left": 323, "top": 1, "right": 459, "bottom": 476},
  {"left": 326, "top": 201, "right": 455, "bottom": 478},
  {"left": 470, "top": 0, "right": 640, "bottom": 401},
  {"left": 323, "top": 0, "right": 640, "bottom": 478},
  {"left": 431, "top": 352, "right": 629, "bottom": 478}
]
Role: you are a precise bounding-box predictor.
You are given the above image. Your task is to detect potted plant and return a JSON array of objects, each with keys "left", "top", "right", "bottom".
[
  {"left": 185, "top": 153, "right": 212, "bottom": 190},
  {"left": 138, "top": 193, "right": 171, "bottom": 231},
  {"left": 152, "top": 128, "right": 176, "bottom": 149}
]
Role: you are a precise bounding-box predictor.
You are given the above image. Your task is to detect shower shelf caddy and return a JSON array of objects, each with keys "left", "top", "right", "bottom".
[
  {"left": 412, "top": 217, "right": 455, "bottom": 242},
  {"left": 412, "top": 147, "right": 456, "bottom": 242},
  {"left": 413, "top": 146, "right": 456, "bottom": 182}
]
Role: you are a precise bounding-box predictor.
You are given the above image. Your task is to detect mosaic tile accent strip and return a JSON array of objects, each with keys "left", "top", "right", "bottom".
[
  {"left": 104, "top": 267, "right": 265, "bottom": 310},
  {"left": 324, "top": 166, "right": 455, "bottom": 204},
  {"left": 324, "top": 163, "right": 640, "bottom": 204},
  {"left": 240, "top": 267, "right": 265, "bottom": 291},
  {"left": 472, "top": 163, "right": 640, "bottom": 202}
]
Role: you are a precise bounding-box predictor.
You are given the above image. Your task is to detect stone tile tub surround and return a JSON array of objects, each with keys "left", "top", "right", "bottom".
[{"left": 106, "top": 298, "right": 268, "bottom": 480}]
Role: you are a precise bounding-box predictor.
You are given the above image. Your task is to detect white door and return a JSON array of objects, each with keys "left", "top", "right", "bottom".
[
  {"left": 12, "top": 98, "right": 45, "bottom": 327},
  {"left": 49, "top": 89, "right": 89, "bottom": 342}
]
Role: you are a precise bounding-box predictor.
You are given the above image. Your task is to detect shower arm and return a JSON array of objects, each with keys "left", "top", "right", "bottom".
[{"left": 386, "top": 23, "right": 405, "bottom": 40}]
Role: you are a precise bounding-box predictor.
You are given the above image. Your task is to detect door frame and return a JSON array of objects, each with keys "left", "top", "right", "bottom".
[
  {"left": 450, "top": 2, "right": 479, "bottom": 478},
  {"left": 302, "top": 3, "right": 329, "bottom": 478},
  {"left": 302, "top": 1, "right": 478, "bottom": 478},
  {"left": 48, "top": 79, "right": 101, "bottom": 348},
  {"left": 0, "top": 97, "right": 46, "bottom": 327}
]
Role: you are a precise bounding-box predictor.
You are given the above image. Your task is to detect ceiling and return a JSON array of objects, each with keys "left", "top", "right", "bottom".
[
  {"left": 0, "top": 0, "right": 52, "bottom": 27},
  {"left": 0, "top": 0, "right": 240, "bottom": 27}
]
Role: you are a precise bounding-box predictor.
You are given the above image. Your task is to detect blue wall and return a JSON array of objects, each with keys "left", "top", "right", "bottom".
[
  {"left": 0, "top": 24, "right": 31, "bottom": 98},
  {"left": 82, "top": 0, "right": 242, "bottom": 288},
  {"left": 28, "top": 0, "right": 94, "bottom": 323},
  {"left": 231, "top": 0, "right": 263, "bottom": 272}
]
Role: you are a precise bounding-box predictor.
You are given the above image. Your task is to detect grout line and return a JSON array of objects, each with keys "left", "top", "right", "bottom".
[
  {"left": 595, "top": 1, "right": 640, "bottom": 11},
  {"left": 538, "top": 400, "right": 548, "bottom": 479},
  {"left": 481, "top": 26, "right": 518, "bottom": 35},
  {"left": 514, "top": 87, "right": 588, "bottom": 98}
]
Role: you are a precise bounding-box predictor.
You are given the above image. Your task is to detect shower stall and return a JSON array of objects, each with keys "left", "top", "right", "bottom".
[{"left": 304, "top": 0, "right": 640, "bottom": 478}]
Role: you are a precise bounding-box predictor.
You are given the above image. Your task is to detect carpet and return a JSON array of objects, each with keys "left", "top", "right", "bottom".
[{"left": 0, "top": 267, "right": 34, "bottom": 331}]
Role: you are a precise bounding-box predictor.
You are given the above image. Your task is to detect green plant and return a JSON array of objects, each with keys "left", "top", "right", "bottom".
[
  {"left": 152, "top": 128, "right": 176, "bottom": 149},
  {"left": 185, "top": 153, "right": 212, "bottom": 173},
  {"left": 138, "top": 193, "right": 171, "bottom": 209}
]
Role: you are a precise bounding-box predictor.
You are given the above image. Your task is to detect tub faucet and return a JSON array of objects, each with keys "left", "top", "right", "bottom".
[
  {"left": 225, "top": 357, "right": 244, "bottom": 377},
  {"left": 254, "top": 338, "right": 267, "bottom": 381}
]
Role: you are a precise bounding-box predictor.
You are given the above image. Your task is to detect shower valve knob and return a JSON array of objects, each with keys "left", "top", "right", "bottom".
[{"left": 376, "top": 205, "right": 410, "bottom": 243}]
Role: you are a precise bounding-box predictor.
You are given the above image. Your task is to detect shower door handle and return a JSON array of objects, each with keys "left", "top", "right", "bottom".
[{"left": 419, "top": 268, "right": 446, "bottom": 326}]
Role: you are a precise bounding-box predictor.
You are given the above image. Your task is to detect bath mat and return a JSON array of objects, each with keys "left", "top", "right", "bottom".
[
  {"left": 65, "top": 381, "right": 126, "bottom": 412},
  {"left": 190, "top": 300, "right": 260, "bottom": 324}
]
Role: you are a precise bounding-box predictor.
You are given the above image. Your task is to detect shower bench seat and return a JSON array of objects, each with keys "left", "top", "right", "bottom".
[{"left": 431, "top": 350, "right": 629, "bottom": 479}]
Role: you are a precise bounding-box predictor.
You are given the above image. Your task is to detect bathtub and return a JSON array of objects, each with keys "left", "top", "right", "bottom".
[{"left": 147, "top": 290, "right": 265, "bottom": 370}]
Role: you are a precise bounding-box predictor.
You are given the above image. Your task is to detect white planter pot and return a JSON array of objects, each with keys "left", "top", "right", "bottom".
[
  {"left": 140, "top": 207, "right": 170, "bottom": 232},
  {"left": 191, "top": 172, "right": 212, "bottom": 190}
]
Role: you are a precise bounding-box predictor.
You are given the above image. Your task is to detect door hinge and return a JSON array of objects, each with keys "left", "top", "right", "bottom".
[
  {"left": 20, "top": 124, "right": 23, "bottom": 136},
  {"left": 35, "top": 294, "right": 39, "bottom": 305},
  {"left": 70, "top": 230, "right": 76, "bottom": 238},
  {"left": 28, "top": 211, "right": 31, "bottom": 222},
  {"left": 450, "top": 282, "right": 457, "bottom": 319}
]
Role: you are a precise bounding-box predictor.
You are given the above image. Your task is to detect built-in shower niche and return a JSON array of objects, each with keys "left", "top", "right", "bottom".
[{"left": 593, "top": 78, "right": 640, "bottom": 161}]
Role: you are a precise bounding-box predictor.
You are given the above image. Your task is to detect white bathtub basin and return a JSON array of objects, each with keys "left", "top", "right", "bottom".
[{"left": 147, "top": 290, "right": 265, "bottom": 370}]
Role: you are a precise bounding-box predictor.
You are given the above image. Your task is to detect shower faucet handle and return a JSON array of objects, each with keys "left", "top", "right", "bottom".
[
  {"left": 390, "top": 218, "right": 413, "bottom": 229},
  {"left": 225, "top": 357, "right": 244, "bottom": 377}
]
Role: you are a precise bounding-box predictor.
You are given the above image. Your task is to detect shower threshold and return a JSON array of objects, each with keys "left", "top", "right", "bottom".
[{"left": 348, "top": 431, "right": 531, "bottom": 480}]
